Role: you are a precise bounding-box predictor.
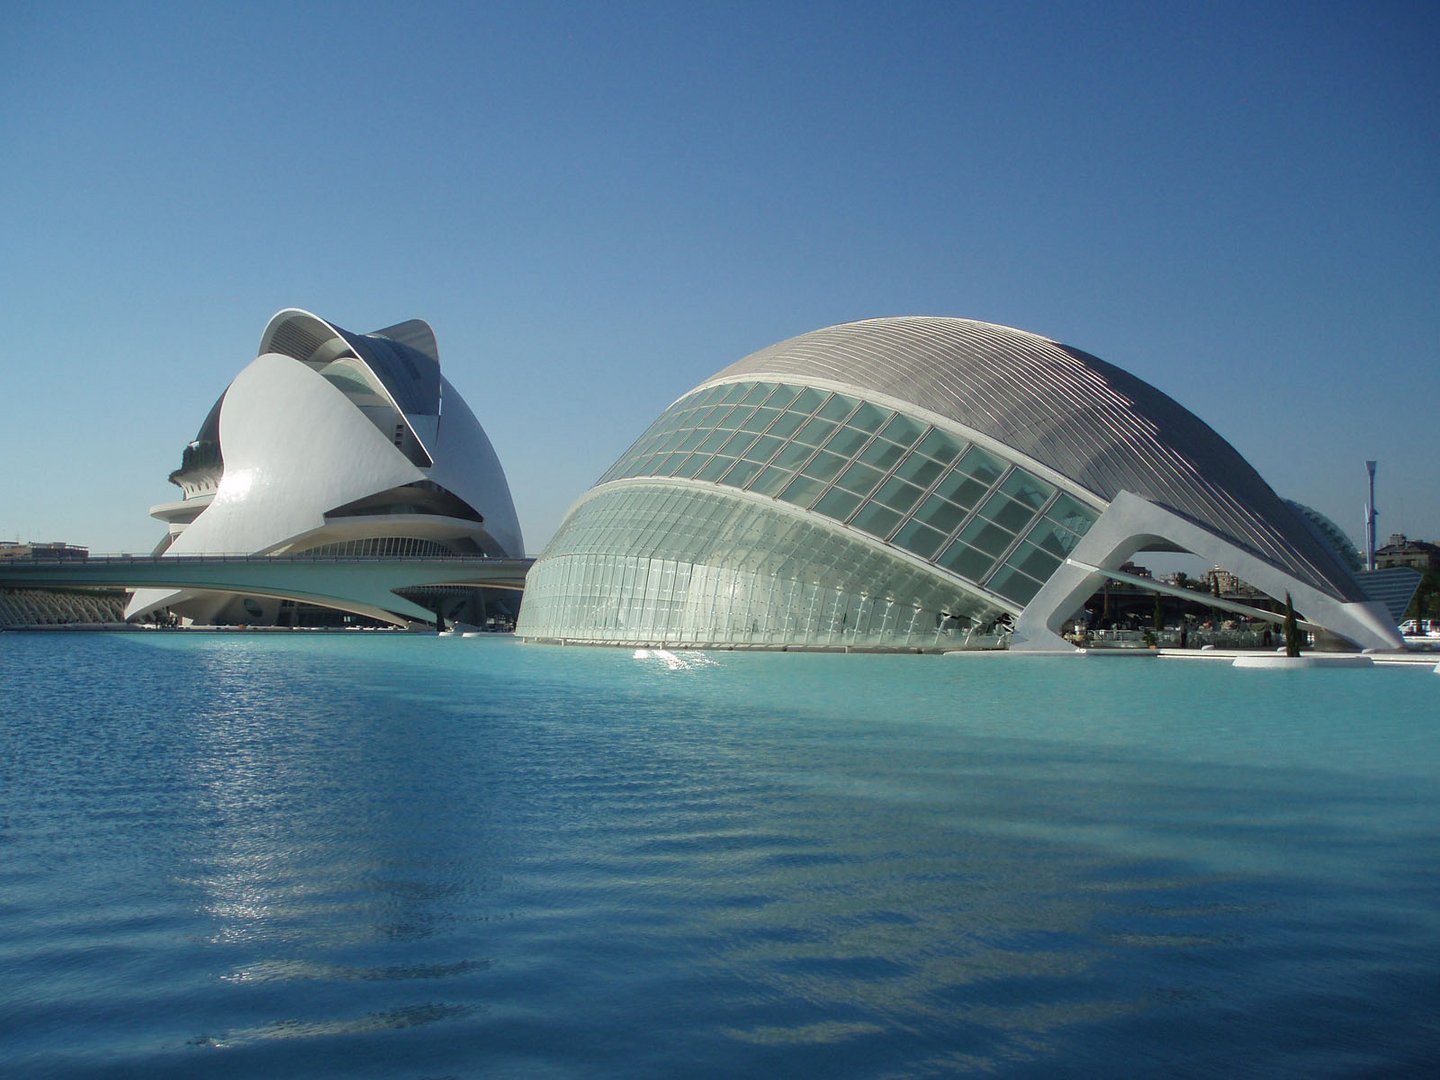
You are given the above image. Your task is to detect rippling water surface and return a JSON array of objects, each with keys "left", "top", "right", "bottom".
[{"left": 2, "top": 632, "right": 1438, "bottom": 1077}]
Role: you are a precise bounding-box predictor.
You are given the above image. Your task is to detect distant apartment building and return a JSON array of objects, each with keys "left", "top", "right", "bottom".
[
  {"left": 0, "top": 541, "right": 89, "bottom": 560},
  {"left": 1375, "top": 535, "right": 1440, "bottom": 574},
  {"left": 0, "top": 540, "right": 122, "bottom": 627},
  {"left": 1204, "top": 567, "right": 1243, "bottom": 595}
]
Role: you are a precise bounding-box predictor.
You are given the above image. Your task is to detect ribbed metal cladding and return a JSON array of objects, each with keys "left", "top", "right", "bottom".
[
  {"left": 260, "top": 311, "right": 441, "bottom": 418},
  {"left": 708, "top": 318, "right": 1363, "bottom": 601}
]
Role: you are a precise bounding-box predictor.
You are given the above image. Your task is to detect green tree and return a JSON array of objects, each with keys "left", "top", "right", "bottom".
[
  {"left": 1283, "top": 592, "right": 1302, "bottom": 657},
  {"left": 1404, "top": 568, "right": 1440, "bottom": 623}
]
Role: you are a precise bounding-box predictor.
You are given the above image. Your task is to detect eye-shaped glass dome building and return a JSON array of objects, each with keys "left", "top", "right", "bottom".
[{"left": 516, "top": 317, "right": 1400, "bottom": 652}]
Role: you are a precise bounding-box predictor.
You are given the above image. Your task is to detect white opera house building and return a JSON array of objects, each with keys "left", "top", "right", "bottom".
[{"left": 126, "top": 310, "right": 523, "bottom": 628}]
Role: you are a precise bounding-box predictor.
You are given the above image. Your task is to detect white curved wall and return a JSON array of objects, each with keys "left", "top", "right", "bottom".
[
  {"left": 127, "top": 353, "right": 428, "bottom": 621},
  {"left": 429, "top": 375, "right": 524, "bottom": 558}
]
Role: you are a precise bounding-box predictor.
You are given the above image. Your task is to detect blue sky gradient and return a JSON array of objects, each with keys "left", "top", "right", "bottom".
[{"left": 3, "top": 1, "right": 1435, "bottom": 555}]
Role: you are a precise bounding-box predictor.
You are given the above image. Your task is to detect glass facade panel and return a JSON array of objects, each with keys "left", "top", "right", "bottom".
[
  {"left": 689, "top": 404, "right": 718, "bottom": 426},
  {"left": 936, "top": 540, "right": 997, "bottom": 581},
  {"left": 740, "top": 407, "right": 778, "bottom": 432},
  {"left": 879, "top": 414, "right": 924, "bottom": 447},
  {"left": 517, "top": 484, "right": 1014, "bottom": 650},
  {"left": 713, "top": 406, "right": 745, "bottom": 430},
  {"left": 673, "top": 454, "right": 707, "bottom": 479},
  {"left": 915, "top": 428, "right": 963, "bottom": 464},
  {"left": 772, "top": 441, "right": 815, "bottom": 471},
  {"left": 695, "top": 456, "right": 732, "bottom": 482},
  {"left": 677, "top": 429, "right": 708, "bottom": 452},
  {"left": 736, "top": 406, "right": 767, "bottom": 430},
  {"left": 987, "top": 565, "right": 1044, "bottom": 605},
  {"left": 717, "top": 432, "right": 756, "bottom": 458},
  {"left": 721, "top": 459, "right": 762, "bottom": 488},
  {"left": 848, "top": 402, "right": 890, "bottom": 433},
  {"left": 982, "top": 494, "right": 1033, "bottom": 533},
  {"left": 874, "top": 477, "right": 924, "bottom": 514},
  {"left": 957, "top": 446, "right": 1005, "bottom": 485},
  {"left": 893, "top": 519, "right": 947, "bottom": 559},
  {"left": 824, "top": 425, "right": 870, "bottom": 458},
  {"left": 852, "top": 502, "right": 902, "bottom": 539},
  {"left": 835, "top": 461, "right": 884, "bottom": 497},
  {"left": 791, "top": 387, "right": 827, "bottom": 414},
  {"left": 933, "top": 471, "right": 989, "bottom": 510},
  {"left": 858, "top": 439, "right": 904, "bottom": 472},
  {"left": 766, "top": 384, "right": 801, "bottom": 409},
  {"left": 1008, "top": 540, "right": 1063, "bottom": 581},
  {"left": 745, "top": 434, "right": 785, "bottom": 464},
  {"left": 1025, "top": 517, "right": 1083, "bottom": 559},
  {"left": 800, "top": 450, "right": 846, "bottom": 483},
  {"left": 894, "top": 454, "right": 944, "bottom": 489},
  {"left": 814, "top": 488, "right": 862, "bottom": 521},
  {"left": 767, "top": 411, "right": 807, "bottom": 439},
  {"left": 779, "top": 474, "right": 825, "bottom": 508},
  {"left": 818, "top": 393, "right": 858, "bottom": 421},
  {"left": 1000, "top": 469, "right": 1055, "bottom": 509},
  {"left": 696, "top": 429, "right": 729, "bottom": 454},
  {"left": 958, "top": 516, "right": 1014, "bottom": 557},
  {"left": 1046, "top": 493, "right": 1098, "bottom": 534},
  {"left": 795, "top": 417, "right": 837, "bottom": 446},
  {"left": 739, "top": 382, "right": 772, "bottom": 405},
  {"left": 749, "top": 465, "right": 793, "bottom": 496},
  {"left": 913, "top": 494, "right": 968, "bottom": 535}
]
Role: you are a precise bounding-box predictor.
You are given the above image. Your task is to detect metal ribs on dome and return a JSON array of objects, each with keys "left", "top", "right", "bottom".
[
  {"left": 260, "top": 309, "right": 442, "bottom": 420},
  {"left": 709, "top": 318, "right": 1362, "bottom": 601}
]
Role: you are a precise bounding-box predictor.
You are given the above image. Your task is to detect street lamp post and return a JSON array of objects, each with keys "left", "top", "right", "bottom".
[{"left": 1365, "top": 460, "right": 1378, "bottom": 572}]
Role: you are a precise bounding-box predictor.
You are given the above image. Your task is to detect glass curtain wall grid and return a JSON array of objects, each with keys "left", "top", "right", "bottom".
[
  {"left": 518, "top": 485, "right": 1013, "bottom": 650},
  {"left": 592, "top": 381, "right": 1099, "bottom": 607},
  {"left": 523, "top": 380, "right": 1106, "bottom": 649}
]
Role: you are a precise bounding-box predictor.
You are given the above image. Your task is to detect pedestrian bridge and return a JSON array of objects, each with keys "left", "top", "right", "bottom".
[{"left": 0, "top": 554, "right": 534, "bottom": 626}]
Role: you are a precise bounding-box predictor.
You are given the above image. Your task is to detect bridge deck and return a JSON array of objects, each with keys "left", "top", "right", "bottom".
[{"left": 1, "top": 555, "right": 535, "bottom": 625}]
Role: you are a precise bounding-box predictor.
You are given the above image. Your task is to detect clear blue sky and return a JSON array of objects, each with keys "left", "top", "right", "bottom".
[{"left": 3, "top": 1, "right": 1436, "bottom": 556}]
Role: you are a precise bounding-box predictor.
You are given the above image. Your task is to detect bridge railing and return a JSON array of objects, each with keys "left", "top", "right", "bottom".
[{"left": 4, "top": 553, "right": 533, "bottom": 565}]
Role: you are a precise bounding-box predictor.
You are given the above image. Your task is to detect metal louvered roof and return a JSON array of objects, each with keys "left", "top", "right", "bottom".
[
  {"left": 707, "top": 317, "right": 1364, "bottom": 602},
  {"left": 259, "top": 310, "right": 441, "bottom": 419}
]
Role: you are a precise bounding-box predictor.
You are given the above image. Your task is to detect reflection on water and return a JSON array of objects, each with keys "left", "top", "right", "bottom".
[
  {"left": 633, "top": 647, "right": 719, "bottom": 671},
  {"left": 2, "top": 633, "right": 1439, "bottom": 1076},
  {"left": 187, "top": 1000, "right": 473, "bottom": 1049}
]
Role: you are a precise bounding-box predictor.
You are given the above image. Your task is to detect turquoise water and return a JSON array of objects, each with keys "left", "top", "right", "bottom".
[{"left": 2, "top": 632, "right": 1438, "bottom": 1077}]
